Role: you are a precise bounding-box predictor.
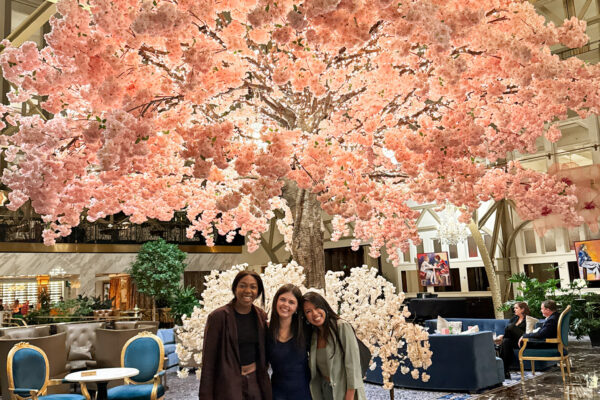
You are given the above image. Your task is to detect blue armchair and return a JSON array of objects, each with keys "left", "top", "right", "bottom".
[
  {"left": 156, "top": 329, "right": 178, "bottom": 370},
  {"left": 519, "top": 305, "right": 572, "bottom": 382},
  {"left": 7, "top": 342, "right": 88, "bottom": 400},
  {"left": 106, "top": 332, "right": 165, "bottom": 400}
]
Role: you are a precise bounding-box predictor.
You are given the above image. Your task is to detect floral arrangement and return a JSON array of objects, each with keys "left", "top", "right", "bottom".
[{"left": 175, "top": 263, "right": 431, "bottom": 388}]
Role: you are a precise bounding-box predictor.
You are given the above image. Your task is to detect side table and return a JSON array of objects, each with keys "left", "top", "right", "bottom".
[{"left": 65, "top": 367, "right": 139, "bottom": 400}]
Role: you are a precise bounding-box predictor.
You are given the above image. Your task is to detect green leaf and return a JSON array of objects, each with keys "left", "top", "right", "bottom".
[{"left": 129, "top": 238, "right": 187, "bottom": 304}]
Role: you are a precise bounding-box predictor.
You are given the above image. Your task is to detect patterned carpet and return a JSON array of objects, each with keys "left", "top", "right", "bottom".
[{"left": 164, "top": 370, "right": 540, "bottom": 400}]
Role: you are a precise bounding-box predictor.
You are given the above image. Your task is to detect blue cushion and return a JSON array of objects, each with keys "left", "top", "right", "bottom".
[
  {"left": 39, "top": 395, "right": 87, "bottom": 400},
  {"left": 164, "top": 351, "right": 179, "bottom": 369},
  {"left": 163, "top": 343, "right": 176, "bottom": 355},
  {"left": 124, "top": 337, "right": 161, "bottom": 382},
  {"left": 157, "top": 329, "right": 175, "bottom": 345},
  {"left": 560, "top": 311, "right": 571, "bottom": 347},
  {"left": 523, "top": 348, "right": 568, "bottom": 358},
  {"left": 12, "top": 348, "right": 46, "bottom": 392},
  {"left": 107, "top": 384, "right": 165, "bottom": 400},
  {"left": 511, "top": 349, "right": 555, "bottom": 371}
]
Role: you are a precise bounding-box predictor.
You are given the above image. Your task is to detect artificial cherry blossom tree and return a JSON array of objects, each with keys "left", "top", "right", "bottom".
[{"left": 1, "top": 0, "right": 598, "bottom": 290}]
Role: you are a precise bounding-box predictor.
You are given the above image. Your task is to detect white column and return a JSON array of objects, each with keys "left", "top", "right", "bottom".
[{"left": 557, "top": 261, "right": 570, "bottom": 287}]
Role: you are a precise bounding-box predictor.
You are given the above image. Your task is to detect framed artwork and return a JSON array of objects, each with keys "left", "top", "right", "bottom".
[
  {"left": 574, "top": 240, "right": 600, "bottom": 281},
  {"left": 417, "top": 252, "right": 451, "bottom": 287}
]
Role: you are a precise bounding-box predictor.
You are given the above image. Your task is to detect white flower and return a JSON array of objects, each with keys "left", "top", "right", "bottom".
[
  {"left": 176, "top": 368, "right": 189, "bottom": 379},
  {"left": 175, "top": 263, "right": 432, "bottom": 388}
]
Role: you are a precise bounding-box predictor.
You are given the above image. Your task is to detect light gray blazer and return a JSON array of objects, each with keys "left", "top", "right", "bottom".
[{"left": 308, "top": 320, "right": 366, "bottom": 400}]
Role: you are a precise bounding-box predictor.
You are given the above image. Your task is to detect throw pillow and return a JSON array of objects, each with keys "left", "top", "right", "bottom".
[
  {"left": 69, "top": 344, "right": 93, "bottom": 361},
  {"left": 526, "top": 316, "right": 539, "bottom": 334},
  {"left": 448, "top": 321, "right": 463, "bottom": 334},
  {"left": 437, "top": 316, "right": 449, "bottom": 333},
  {"left": 459, "top": 325, "right": 480, "bottom": 335}
]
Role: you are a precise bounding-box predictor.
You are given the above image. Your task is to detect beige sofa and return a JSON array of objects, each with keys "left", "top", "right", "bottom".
[
  {"left": 55, "top": 321, "right": 106, "bottom": 370},
  {"left": 0, "top": 325, "right": 51, "bottom": 338},
  {"left": 95, "top": 325, "right": 159, "bottom": 369},
  {"left": 114, "top": 320, "right": 160, "bottom": 330}
]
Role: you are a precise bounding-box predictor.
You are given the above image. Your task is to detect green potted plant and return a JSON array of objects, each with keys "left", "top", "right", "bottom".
[
  {"left": 572, "top": 296, "right": 600, "bottom": 346},
  {"left": 169, "top": 286, "right": 200, "bottom": 326},
  {"left": 500, "top": 271, "right": 560, "bottom": 318},
  {"left": 129, "top": 238, "right": 187, "bottom": 321}
]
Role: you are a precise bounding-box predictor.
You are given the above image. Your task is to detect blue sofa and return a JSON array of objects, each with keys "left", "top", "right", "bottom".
[
  {"left": 424, "top": 318, "right": 555, "bottom": 371},
  {"left": 365, "top": 331, "right": 504, "bottom": 393},
  {"left": 157, "top": 328, "right": 179, "bottom": 370}
]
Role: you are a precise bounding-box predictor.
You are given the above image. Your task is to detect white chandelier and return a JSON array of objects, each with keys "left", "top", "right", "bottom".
[
  {"left": 49, "top": 266, "right": 67, "bottom": 277},
  {"left": 435, "top": 204, "right": 469, "bottom": 246}
]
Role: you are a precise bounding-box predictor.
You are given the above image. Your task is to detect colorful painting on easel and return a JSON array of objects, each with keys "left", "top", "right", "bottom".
[
  {"left": 417, "top": 252, "right": 451, "bottom": 287},
  {"left": 575, "top": 240, "right": 600, "bottom": 281}
]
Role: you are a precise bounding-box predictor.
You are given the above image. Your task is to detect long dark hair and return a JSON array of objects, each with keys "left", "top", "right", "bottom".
[
  {"left": 269, "top": 284, "right": 305, "bottom": 348},
  {"left": 302, "top": 291, "right": 344, "bottom": 358},
  {"left": 231, "top": 270, "right": 265, "bottom": 305},
  {"left": 515, "top": 301, "right": 530, "bottom": 316}
]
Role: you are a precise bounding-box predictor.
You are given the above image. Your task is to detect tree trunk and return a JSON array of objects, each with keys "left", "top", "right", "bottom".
[
  {"left": 152, "top": 297, "right": 157, "bottom": 322},
  {"left": 468, "top": 220, "right": 504, "bottom": 319},
  {"left": 288, "top": 185, "right": 326, "bottom": 288}
]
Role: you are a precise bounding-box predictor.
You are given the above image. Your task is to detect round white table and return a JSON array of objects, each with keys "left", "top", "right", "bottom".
[{"left": 65, "top": 367, "right": 139, "bottom": 400}]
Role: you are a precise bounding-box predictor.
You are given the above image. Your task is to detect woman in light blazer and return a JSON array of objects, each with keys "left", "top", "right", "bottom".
[{"left": 302, "top": 292, "right": 366, "bottom": 400}]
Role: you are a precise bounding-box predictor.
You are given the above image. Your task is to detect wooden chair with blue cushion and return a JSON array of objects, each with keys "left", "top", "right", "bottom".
[
  {"left": 107, "top": 332, "right": 165, "bottom": 400},
  {"left": 7, "top": 342, "right": 89, "bottom": 400},
  {"left": 518, "top": 305, "right": 572, "bottom": 382}
]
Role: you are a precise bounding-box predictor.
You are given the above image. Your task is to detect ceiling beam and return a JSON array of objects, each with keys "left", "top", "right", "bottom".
[{"left": 3, "top": 0, "right": 56, "bottom": 47}]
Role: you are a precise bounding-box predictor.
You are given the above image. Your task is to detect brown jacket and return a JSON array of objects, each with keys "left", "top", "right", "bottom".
[{"left": 198, "top": 302, "right": 272, "bottom": 400}]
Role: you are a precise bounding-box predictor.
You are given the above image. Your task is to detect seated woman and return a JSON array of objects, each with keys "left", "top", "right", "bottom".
[{"left": 497, "top": 301, "right": 529, "bottom": 379}]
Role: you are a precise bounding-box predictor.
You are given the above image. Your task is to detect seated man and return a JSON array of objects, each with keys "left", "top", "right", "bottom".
[{"left": 518, "top": 299, "right": 560, "bottom": 349}]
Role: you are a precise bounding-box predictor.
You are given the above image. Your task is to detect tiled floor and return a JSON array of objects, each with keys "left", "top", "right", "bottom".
[
  {"left": 475, "top": 341, "right": 600, "bottom": 399},
  {"left": 166, "top": 340, "right": 600, "bottom": 399}
]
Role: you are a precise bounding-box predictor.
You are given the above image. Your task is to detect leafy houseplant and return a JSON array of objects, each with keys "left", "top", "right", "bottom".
[
  {"left": 169, "top": 286, "right": 200, "bottom": 326},
  {"left": 25, "top": 288, "right": 53, "bottom": 324},
  {"left": 129, "top": 238, "right": 187, "bottom": 321},
  {"left": 573, "top": 297, "right": 600, "bottom": 346},
  {"left": 500, "top": 272, "right": 560, "bottom": 318},
  {"left": 502, "top": 270, "right": 600, "bottom": 342}
]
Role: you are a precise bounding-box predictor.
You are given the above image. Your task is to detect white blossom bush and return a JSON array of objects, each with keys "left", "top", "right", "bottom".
[
  {"left": 326, "top": 266, "right": 432, "bottom": 389},
  {"left": 175, "top": 263, "right": 432, "bottom": 388}
]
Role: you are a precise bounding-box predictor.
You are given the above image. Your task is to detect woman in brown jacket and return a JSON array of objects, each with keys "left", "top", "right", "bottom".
[{"left": 199, "top": 270, "right": 272, "bottom": 400}]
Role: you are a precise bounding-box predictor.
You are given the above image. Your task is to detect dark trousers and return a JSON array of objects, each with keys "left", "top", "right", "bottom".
[
  {"left": 242, "top": 371, "right": 263, "bottom": 400},
  {"left": 499, "top": 337, "right": 518, "bottom": 373}
]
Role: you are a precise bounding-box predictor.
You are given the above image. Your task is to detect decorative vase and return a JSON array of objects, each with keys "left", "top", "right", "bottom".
[{"left": 589, "top": 328, "right": 600, "bottom": 347}]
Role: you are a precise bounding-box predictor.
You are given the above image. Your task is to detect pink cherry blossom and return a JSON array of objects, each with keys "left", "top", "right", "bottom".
[{"left": 0, "top": 0, "right": 597, "bottom": 265}]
